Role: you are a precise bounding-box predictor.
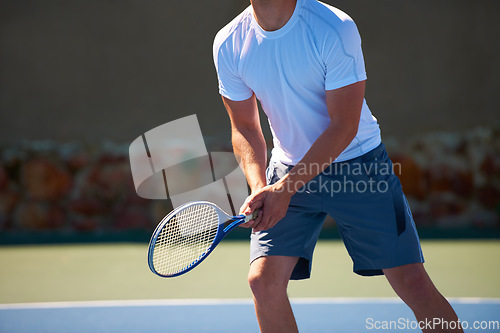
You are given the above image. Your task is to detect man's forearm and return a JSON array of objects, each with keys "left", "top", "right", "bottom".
[
  {"left": 275, "top": 82, "right": 364, "bottom": 195},
  {"left": 277, "top": 122, "right": 357, "bottom": 194},
  {"left": 232, "top": 126, "right": 268, "bottom": 193}
]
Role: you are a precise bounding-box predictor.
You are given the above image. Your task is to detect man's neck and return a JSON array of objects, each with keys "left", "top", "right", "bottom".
[{"left": 251, "top": 0, "right": 297, "bottom": 31}]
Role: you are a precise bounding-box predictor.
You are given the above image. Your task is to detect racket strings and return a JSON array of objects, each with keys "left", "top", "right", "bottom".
[{"left": 152, "top": 204, "right": 220, "bottom": 276}]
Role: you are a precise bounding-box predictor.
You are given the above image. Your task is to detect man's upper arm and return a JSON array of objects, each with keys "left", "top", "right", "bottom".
[
  {"left": 213, "top": 33, "right": 253, "bottom": 102},
  {"left": 325, "top": 80, "right": 365, "bottom": 132},
  {"left": 222, "top": 95, "right": 261, "bottom": 131},
  {"left": 323, "top": 18, "right": 367, "bottom": 91}
]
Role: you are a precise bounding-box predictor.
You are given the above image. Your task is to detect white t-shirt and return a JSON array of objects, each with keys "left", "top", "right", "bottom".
[{"left": 213, "top": 0, "right": 381, "bottom": 165}]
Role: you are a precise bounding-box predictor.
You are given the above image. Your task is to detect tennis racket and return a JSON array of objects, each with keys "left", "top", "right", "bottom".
[{"left": 148, "top": 201, "right": 258, "bottom": 278}]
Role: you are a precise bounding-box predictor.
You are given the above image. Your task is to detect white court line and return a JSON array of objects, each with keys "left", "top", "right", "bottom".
[
  {"left": 0, "top": 299, "right": 254, "bottom": 309},
  {"left": 291, "top": 297, "right": 500, "bottom": 305},
  {"left": 0, "top": 297, "right": 499, "bottom": 310}
]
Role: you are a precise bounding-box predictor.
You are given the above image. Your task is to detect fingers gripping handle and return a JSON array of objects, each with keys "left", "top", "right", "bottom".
[
  {"left": 223, "top": 209, "right": 260, "bottom": 233},
  {"left": 244, "top": 209, "right": 260, "bottom": 223}
]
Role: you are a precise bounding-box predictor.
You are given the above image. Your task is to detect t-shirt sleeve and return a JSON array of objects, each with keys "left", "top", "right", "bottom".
[
  {"left": 213, "top": 35, "right": 254, "bottom": 101},
  {"left": 323, "top": 19, "right": 367, "bottom": 91}
]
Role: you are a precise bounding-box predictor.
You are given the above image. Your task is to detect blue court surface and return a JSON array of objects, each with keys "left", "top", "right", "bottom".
[{"left": 0, "top": 298, "right": 498, "bottom": 333}]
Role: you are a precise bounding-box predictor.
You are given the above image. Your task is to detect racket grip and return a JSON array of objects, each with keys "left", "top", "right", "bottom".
[{"left": 245, "top": 209, "right": 260, "bottom": 222}]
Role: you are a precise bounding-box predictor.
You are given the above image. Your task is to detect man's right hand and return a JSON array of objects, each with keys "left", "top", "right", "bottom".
[{"left": 239, "top": 179, "right": 293, "bottom": 231}]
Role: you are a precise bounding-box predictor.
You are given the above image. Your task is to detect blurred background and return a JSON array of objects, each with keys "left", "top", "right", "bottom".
[{"left": 0, "top": 0, "right": 499, "bottom": 242}]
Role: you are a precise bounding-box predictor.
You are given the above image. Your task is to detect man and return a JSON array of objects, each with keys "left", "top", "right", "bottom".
[{"left": 213, "top": 0, "right": 463, "bottom": 332}]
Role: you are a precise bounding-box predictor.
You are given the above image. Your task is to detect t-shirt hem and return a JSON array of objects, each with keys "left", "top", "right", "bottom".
[
  {"left": 270, "top": 134, "right": 382, "bottom": 166},
  {"left": 219, "top": 89, "right": 254, "bottom": 102},
  {"left": 334, "top": 135, "right": 382, "bottom": 163},
  {"left": 325, "top": 73, "right": 367, "bottom": 91}
]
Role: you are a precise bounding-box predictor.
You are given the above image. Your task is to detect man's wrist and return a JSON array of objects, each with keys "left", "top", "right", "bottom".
[
  {"left": 274, "top": 174, "right": 298, "bottom": 196},
  {"left": 250, "top": 182, "right": 266, "bottom": 195}
]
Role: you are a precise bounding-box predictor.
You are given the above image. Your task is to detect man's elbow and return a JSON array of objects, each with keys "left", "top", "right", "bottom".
[
  {"left": 346, "top": 125, "right": 358, "bottom": 142},
  {"left": 231, "top": 121, "right": 262, "bottom": 136},
  {"left": 329, "top": 120, "right": 359, "bottom": 142}
]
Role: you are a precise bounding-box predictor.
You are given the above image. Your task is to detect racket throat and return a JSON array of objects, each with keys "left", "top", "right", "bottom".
[{"left": 222, "top": 218, "right": 244, "bottom": 233}]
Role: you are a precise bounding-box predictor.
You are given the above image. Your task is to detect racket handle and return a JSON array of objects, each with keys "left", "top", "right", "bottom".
[{"left": 245, "top": 209, "right": 260, "bottom": 222}]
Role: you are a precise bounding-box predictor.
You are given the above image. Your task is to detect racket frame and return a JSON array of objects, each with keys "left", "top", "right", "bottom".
[{"left": 147, "top": 201, "right": 253, "bottom": 278}]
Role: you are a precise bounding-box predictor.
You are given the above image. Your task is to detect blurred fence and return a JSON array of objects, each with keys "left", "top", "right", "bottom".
[
  {"left": 0, "top": 141, "right": 165, "bottom": 244},
  {"left": 0, "top": 127, "right": 499, "bottom": 244},
  {"left": 385, "top": 128, "right": 500, "bottom": 231}
]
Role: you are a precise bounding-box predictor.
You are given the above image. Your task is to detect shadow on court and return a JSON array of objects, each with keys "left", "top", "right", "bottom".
[{"left": 0, "top": 298, "right": 499, "bottom": 333}]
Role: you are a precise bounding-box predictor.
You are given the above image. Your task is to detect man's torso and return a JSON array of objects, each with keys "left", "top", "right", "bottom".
[{"left": 214, "top": 0, "right": 381, "bottom": 165}]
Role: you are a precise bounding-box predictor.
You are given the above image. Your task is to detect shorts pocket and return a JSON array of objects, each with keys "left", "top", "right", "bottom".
[{"left": 391, "top": 185, "right": 407, "bottom": 236}]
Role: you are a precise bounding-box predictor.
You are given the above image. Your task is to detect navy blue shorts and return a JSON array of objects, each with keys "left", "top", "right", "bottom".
[{"left": 250, "top": 143, "right": 424, "bottom": 280}]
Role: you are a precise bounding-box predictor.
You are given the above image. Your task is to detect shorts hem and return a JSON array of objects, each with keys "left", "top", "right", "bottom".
[
  {"left": 249, "top": 252, "right": 312, "bottom": 280},
  {"left": 354, "top": 258, "right": 426, "bottom": 277}
]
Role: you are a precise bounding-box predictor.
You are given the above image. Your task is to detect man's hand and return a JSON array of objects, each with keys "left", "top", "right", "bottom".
[{"left": 239, "top": 181, "right": 293, "bottom": 232}]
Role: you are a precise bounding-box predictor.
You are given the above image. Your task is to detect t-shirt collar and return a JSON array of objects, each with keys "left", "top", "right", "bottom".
[{"left": 251, "top": 0, "right": 303, "bottom": 39}]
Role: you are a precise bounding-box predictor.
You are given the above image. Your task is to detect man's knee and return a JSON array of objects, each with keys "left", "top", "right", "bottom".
[
  {"left": 409, "top": 268, "right": 435, "bottom": 291},
  {"left": 248, "top": 266, "right": 286, "bottom": 298},
  {"left": 247, "top": 256, "right": 295, "bottom": 299},
  {"left": 386, "top": 264, "right": 438, "bottom": 300},
  {"left": 247, "top": 267, "right": 266, "bottom": 295}
]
